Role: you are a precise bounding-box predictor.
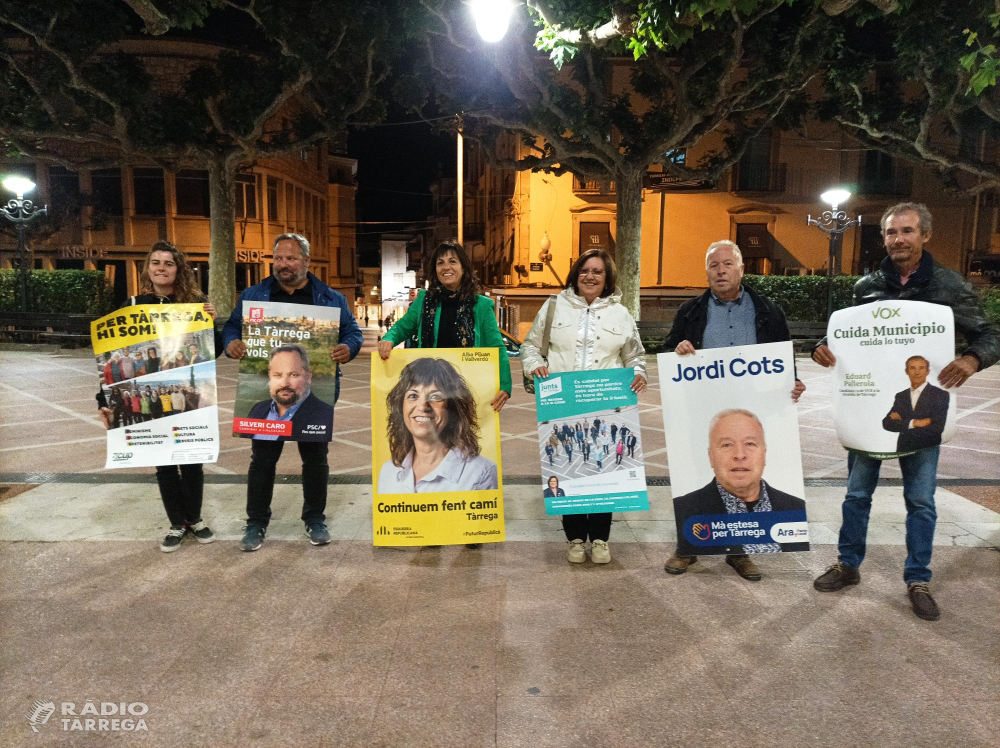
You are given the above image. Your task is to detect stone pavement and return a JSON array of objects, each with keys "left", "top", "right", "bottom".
[{"left": 1, "top": 344, "right": 998, "bottom": 746}]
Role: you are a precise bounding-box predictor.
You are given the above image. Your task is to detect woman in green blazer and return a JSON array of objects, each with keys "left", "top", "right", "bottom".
[{"left": 377, "top": 240, "right": 512, "bottom": 408}]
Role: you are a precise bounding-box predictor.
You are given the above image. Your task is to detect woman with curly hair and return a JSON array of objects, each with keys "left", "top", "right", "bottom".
[
  {"left": 378, "top": 357, "right": 498, "bottom": 495},
  {"left": 96, "top": 241, "right": 221, "bottom": 553}
]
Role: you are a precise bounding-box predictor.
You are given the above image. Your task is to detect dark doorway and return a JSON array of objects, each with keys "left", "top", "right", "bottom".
[
  {"left": 55, "top": 259, "right": 85, "bottom": 270},
  {"left": 579, "top": 222, "right": 614, "bottom": 259},
  {"left": 856, "top": 224, "right": 884, "bottom": 276},
  {"left": 736, "top": 223, "right": 776, "bottom": 274},
  {"left": 97, "top": 260, "right": 128, "bottom": 306}
]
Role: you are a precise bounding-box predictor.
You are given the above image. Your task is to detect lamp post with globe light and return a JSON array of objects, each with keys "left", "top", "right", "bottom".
[
  {"left": 807, "top": 188, "right": 860, "bottom": 321},
  {"left": 1, "top": 176, "right": 48, "bottom": 313}
]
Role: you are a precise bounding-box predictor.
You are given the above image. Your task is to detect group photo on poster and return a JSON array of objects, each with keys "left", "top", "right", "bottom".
[
  {"left": 659, "top": 341, "right": 809, "bottom": 555},
  {"left": 232, "top": 300, "right": 340, "bottom": 441},
  {"left": 827, "top": 300, "right": 957, "bottom": 458},
  {"left": 371, "top": 348, "right": 505, "bottom": 546},
  {"left": 91, "top": 303, "right": 220, "bottom": 469},
  {"left": 535, "top": 368, "right": 648, "bottom": 515}
]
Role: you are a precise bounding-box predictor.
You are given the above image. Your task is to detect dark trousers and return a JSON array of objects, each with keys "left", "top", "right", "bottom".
[
  {"left": 155, "top": 463, "right": 204, "bottom": 527},
  {"left": 562, "top": 513, "right": 612, "bottom": 543},
  {"left": 246, "top": 439, "right": 329, "bottom": 526}
]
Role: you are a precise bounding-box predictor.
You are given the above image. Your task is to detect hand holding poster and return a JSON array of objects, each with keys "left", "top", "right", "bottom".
[
  {"left": 92, "top": 304, "right": 219, "bottom": 469},
  {"left": 827, "top": 300, "right": 956, "bottom": 458},
  {"left": 658, "top": 341, "right": 809, "bottom": 555},
  {"left": 371, "top": 349, "right": 505, "bottom": 546},
  {"left": 232, "top": 301, "right": 340, "bottom": 441},
  {"left": 534, "top": 368, "right": 649, "bottom": 515}
]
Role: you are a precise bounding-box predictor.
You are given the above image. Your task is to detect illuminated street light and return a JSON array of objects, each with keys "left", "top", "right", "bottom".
[
  {"left": 808, "top": 188, "right": 860, "bottom": 321},
  {"left": 1, "top": 175, "right": 47, "bottom": 313},
  {"left": 471, "top": 0, "right": 513, "bottom": 43}
]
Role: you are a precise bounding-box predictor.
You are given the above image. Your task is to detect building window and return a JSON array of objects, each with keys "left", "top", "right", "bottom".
[
  {"left": 858, "top": 150, "right": 912, "bottom": 196},
  {"left": 234, "top": 174, "right": 257, "bottom": 219},
  {"left": 735, "top": 131, "right": 785, "bottom": 193},
  {"left": 91, "top": 168, "right": 124, "bottom": 216},
  {"left": 48, "top": 166, "right": 81, "bottom": 204},
  {"left": 132, "top": 168, "right": 165, "bottom": 216},
  {"left": 175, "top": 169, "right": 211, "bottom": 217},
  {"left": 267, "top": 177, "right": 280, "bottom": 221}
]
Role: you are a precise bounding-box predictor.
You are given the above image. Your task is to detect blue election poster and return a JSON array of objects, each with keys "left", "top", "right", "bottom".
[{"left": 534, "top": 368, "right": 649, "bottom": 515}]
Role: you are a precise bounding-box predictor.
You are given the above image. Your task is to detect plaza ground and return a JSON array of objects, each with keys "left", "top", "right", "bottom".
[{"left": 1, "top": 338, "right": 998, "bottom": 746}]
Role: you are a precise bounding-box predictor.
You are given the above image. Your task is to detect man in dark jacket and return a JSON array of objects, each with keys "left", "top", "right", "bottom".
[
  {"left": 223, "top": 233, "right": 363, "bottom": 552},
  {"left": 664, "top": 240, "right": 805, "bottom": 581},
  {"left": 881, "top": 355, "right": 950, "bottom": 453},
  {"left": 812, "top": 202, "right": 1000, "bottom": 621}
]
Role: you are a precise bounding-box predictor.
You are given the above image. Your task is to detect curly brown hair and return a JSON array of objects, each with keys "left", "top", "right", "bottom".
[
  {"left": 386, "top": 357, "right": 481, "bottom": 467},
  {"left": 139, "top": 241, "right": 205, "bottom": 303}
]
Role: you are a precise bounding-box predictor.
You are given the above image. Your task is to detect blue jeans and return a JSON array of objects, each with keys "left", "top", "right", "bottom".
[{"left": 837, "top": 447, "right": 939, "bottom": 584}]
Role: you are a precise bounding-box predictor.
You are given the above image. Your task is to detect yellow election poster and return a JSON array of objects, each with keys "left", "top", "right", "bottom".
[{"left": 370, "top": 348, "right": 505, "bottom": 546}]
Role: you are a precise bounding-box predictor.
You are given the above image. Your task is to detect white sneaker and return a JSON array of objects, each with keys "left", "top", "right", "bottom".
[
  {"left": 567, "top": 539, "right": 586, "bottom": 564},
  {"left": 590, "top": 540, "right": 611, "bottom": 564}
]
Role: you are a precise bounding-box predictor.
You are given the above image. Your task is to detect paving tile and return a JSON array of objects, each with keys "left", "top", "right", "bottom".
[{"left": 496, "top": 695, "right": 617, "bottom": 748}]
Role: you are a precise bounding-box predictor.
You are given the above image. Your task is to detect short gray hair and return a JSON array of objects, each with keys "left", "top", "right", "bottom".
[
  {"left": 881, "top": 202, "right": 932, "bottom": 235},
  {"left": 708, "top": 408, "right": 764, "bottom": 442},
  {"left": 269, "top": 344, "right": 311, "bottom": 371},
  {"left": 705, "top": 240, "right": 743, "bottom": 269},
  {"left": 273, "top": 233, "right": 311, "bottom": 258}
]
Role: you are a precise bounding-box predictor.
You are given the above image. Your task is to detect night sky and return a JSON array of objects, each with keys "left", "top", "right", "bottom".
[{"left": 348, "top": 108, "right": 453, "bottom": 266}]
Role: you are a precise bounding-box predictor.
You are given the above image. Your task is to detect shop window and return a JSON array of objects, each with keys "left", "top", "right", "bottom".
[{"left": 267, "top": 177, "right": 280, "bottom": 221}]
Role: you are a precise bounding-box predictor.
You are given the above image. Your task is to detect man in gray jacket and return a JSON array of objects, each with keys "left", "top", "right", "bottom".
[{"left": 812, "top": 202, "right": 999, "bottom": 622}]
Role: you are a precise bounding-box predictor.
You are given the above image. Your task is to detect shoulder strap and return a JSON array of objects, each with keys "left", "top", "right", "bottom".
[{"left": 540, "top": 294, "right": 558, "bottom": 359}]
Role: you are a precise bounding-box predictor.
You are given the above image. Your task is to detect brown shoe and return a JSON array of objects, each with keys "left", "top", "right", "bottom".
[
  {"left": 907, "top": 583, "right": 940, "bottom": 621},
  {"left": 814, "top": 562, "right": 861, "bottom": 591},
  {"left": 663, "top": 552, "right": 697, "bottom": 575},
  {"left": 726, "top": 554, "right": 762, "bottom": 581}
]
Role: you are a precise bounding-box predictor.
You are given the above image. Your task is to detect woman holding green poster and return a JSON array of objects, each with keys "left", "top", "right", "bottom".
[
  {"left": 521, "top": 248, "right": 647, "bottom": 565},
  {"left": 96, "top": 241, "right": 221, "bottom": 553},
  {"left": 378, "top": 240, "right": 512, "bottom": 549}
]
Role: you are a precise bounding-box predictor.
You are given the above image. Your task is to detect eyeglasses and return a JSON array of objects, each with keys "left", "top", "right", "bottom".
[{"left": 578, "top": 269, "right": 606, "bottom": 277}]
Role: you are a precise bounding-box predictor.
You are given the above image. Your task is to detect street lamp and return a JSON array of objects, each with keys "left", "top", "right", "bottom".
[
  {"left": 807, "top": 188, "right": 860, "bottom": 321},
  {"left": 1, "top": 176, "right": 48, "bottom": 313},
  {"left": 470, "top": 0, "right": 514, "bottom": 43}
]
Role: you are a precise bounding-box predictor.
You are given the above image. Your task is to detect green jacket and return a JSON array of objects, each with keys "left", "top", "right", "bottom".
[{"left": 383, "top": 290, "right": 513, "bottom": 394}]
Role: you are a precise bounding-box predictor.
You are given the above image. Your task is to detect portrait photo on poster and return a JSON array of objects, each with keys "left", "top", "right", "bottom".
[
  {"left": 376, "top": 355, "right": 499, "bottom": 494},
  {"left": 828, "top": 300, "right": 957, "bottom": 458},
  {"left": 233, "top": 301, "right": 340, "bottom": 441}
]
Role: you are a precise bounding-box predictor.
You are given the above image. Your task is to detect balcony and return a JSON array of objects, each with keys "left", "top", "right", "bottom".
[
  {"left": 732, "top": 162, "right": 787, "bottom": 194},
  {"left": 572, "top": 176, "right": 616, "bottom": 195}
]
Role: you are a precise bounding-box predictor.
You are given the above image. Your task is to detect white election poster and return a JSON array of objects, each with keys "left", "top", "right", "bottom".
[
  {"left": 828, "top": 299, "right": 956, "bottom": 459},
  {"left": 658, "top": 342, "right": 809, "bottom": 555}
]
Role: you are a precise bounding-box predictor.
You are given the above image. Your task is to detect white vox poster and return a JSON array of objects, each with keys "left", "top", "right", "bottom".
[
  {"left": 658, "top": 341, "right": 809, "bottom": 555},
  {"left": 92, "top": 304, "right": 219, "bottom": 469},
  {"left": 827, "top": 299, "right": 956, "bottom": 459}
]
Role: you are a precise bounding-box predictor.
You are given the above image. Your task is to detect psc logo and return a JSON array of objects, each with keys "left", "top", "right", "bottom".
[
  {"left": 248, "top": 307, "right": 264, "bottom": 322},
  {"left": 691, "top": 523, "right": 711, "bottom": 541},
  {"left": 870, "top": 306, "right": 901, "bottom": 319}
]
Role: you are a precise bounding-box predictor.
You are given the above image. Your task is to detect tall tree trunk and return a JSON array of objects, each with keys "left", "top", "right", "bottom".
[
  {"left": 614, "top": 168, "right": 643, "bottom": 320},
  {"left": 207, "top": 157, "right": 237, "bottom": 319}
]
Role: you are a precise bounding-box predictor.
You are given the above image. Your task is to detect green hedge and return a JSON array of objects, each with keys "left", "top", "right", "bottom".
[
  {"left": 0, "top": 269, "right": 114, "bottom": 314},
  {"left": 741, "top": 274, "right": 861, "bottom": 322},
  {"left": 980, "top": 286, "right": 1000, "bottom": 329}
]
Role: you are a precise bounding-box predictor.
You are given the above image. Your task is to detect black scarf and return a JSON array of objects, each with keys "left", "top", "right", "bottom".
[{"left": 421, "top": 288, "right": 476, "bottom": 348}]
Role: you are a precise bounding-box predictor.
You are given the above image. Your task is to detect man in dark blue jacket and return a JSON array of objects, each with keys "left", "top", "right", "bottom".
[{"left": 223, "top": 233, "right": 363, "bottom": 552}]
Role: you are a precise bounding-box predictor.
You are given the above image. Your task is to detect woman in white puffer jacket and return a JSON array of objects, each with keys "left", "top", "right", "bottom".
[{"left": 521, "top": 248, "right": 647, "bottom": 565}]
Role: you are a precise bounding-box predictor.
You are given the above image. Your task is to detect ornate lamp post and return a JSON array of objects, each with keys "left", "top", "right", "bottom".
[
  {"left": 807, "top": 188, "right": 860, "bottom": 321},
  {"left": 1, "top": 176, "right": 48, "bottom": 313}
]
